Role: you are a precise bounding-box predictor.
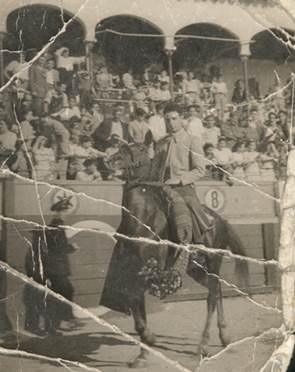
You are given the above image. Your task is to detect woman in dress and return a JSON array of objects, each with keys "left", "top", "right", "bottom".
[{"left": 32, "top": 136, "right": 56, "bottom": 181}]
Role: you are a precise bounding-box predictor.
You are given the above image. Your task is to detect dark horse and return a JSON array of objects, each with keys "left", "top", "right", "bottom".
[{"left": 101, "top": 142, "right": 250, "bottom": 367}]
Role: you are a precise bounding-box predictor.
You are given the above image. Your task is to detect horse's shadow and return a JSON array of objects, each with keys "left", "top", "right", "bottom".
[{"left": 1, "top": 331, "right": 133, "bottom": 366}]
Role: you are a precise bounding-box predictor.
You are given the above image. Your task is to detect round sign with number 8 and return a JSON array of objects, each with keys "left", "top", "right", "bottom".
[{"left": 204, "top": 188, "right": 225, "bottom": 212}]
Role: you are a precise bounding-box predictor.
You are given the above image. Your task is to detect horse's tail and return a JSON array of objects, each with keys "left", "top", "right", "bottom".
[{"left": 225, "top": 222, "right": 250, "bottom": 295}]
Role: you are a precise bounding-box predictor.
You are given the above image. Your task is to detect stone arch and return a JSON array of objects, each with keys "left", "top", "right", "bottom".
[
  {"left": 94, "top": 14, "right": 166, "bottom": 74},
  {"left": 5, "top": 3, "right": 86, "bottom": 58},
  {"left": 173, "top": 22, "right": 241, "bottom": 71}
]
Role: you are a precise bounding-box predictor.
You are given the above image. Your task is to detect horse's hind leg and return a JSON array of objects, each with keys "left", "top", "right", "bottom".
[
  {"left": 216, "top": 283, "right": 231, "bottom": 347},
  {"left": 197, "top": 276, "right": 218, "bottom": 357}
]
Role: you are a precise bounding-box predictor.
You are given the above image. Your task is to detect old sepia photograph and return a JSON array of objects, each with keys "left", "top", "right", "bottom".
[{"left": 0, "top": 0, "right": 295, "bottom": 371}]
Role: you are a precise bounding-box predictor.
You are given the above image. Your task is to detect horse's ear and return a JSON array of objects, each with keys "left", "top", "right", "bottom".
[{"left": 144, "top": 130, "right": 154, "bottom": 147}]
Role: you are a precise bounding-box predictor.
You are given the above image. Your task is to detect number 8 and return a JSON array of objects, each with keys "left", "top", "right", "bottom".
[{"left": 211, "top": 191, "right": 219, "bottom": 209}]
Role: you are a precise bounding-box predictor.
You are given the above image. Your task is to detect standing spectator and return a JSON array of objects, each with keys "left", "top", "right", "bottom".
[
  {"left": 44, "top": 204, "right": 76, "bottom": 334},
  {"left": 184, "top": 105, "right": 204, "bottom": 141},
  {"left": 128, "top": 108, "right": 150, "bottom": 144},
  {"left": 45, "top": 59, "right": 60, "bottom": 90},
  {"left": 32, "top": 135, "right": 56, "bottom": 181},
  {"left": 184, "top": 71, "right": 202, "bottom": 106},
  {"left": 40, "top": 115, "right": 70, "bottom": 179},
  {"left": 29, "top": 56, "right": 48, "bottom": 116},
  {"left": 54, "top": 47, "right": 85, "bottom": 91},
  {"left": 212, "top": 73, "right": 228, "bottom": 120},
  {"left": 44, "top": 82, "right": 68, "bottom": 115},
  {"left": 231, "top": 79, "right": 246, "bottom": 105},
  {"left": 148, "top": 103, "right": 167, "bottom": 142},
  {"left": 202, "top": 115, "right": 221, "bottom": 147}
]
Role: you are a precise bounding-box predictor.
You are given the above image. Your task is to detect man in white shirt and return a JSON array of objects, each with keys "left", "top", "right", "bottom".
[
  {"left": 184, "top": 105, "right": 204, "bottom": 142},
  {"left": 148, "top": 103, "right": 167, "bottom": 142}
]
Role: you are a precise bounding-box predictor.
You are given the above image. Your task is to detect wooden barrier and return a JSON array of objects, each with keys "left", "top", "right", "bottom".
[{"left": 2, "top": 178, "right": 279, "bottom": 308}]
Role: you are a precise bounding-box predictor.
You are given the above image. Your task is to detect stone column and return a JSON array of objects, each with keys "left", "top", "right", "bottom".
[
  {"left": 84, "top": 40, "right": 95, "bottom": 79},
  {"left": 240, "top": 42, "right": 251, "bottom": 103},
  {"left": 164, "top": 36, "right": 177, "bottom": 101}
]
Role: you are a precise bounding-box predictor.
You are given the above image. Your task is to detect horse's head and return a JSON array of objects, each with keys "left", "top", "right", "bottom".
[{"left": 106, "top": 142, "right": 152, "bottom": 182}]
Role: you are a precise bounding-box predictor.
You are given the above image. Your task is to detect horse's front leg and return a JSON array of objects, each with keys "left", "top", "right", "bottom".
[
  {"left": 216, "top": 283, "right": 231, "bottom": 347},
  {"left": 128, "top": 295, "right": 156, "bottom": 368}
]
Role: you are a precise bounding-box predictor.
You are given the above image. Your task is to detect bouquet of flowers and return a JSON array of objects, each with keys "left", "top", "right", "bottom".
[{"left": 138, "top": 257, "right": 182, "bottom": 299}]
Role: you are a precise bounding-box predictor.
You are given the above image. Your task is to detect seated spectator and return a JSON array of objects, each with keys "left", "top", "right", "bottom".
[
  {"left": 90, "top": 103, "right": 104, "bottom": 130},
  {"left": 45, "top": 82, "right": 68, "bottom": 115},
  {"left": 13, "top": 109, "right": 36, "bottom": 144},
  {"left": 133, "top": 86, "right": 149, "bottom": 113},
  {"left": 158, "top": 70, "right": 169, "bottom": 84},
  {"left": 69, "top": 135, "right": 106, "bottom": 170},
  {"left": 260, "top": 112, "right": 285, "bottom": 151},
  {"left": 149, "top": 80, "right": 162, "bottom": 102},
  {"left": 231, "top": 142, "right": 246, "bottom": 180},
  {"left": 212, "top": 137, "right": 234, "bottom": 182},
  {"left": 159, "top": 82, "right": 171, "bottom": 102},
  {"left": 202, "top": 115, "right": 221, "bottom": 147},
  {"left": 69, "top": 119, "right": 82, "bottom": 145},
  {"left": 4, "top": 58, "right": 30, "bottom": 88},
  {"left": 122, "top": 69, "right": 135, "bottom": 90},
  {"left": 212, "top": 73, "right": 228, "bottom": 120},
  {"left": 203, "top": 143, "right": 219, "bottom": 179},
  {"left": 94, "top": 67, "right": 112, "bottom": 91},
  {"left": 0, "top": 120, "right": 17, "bottom": 151},
  {"left": 55, "top": 97, "right": 81, "bottom": 122},
  {"left": 184, "top": 105, "right": 204, "bottom": 141},
  {"left": 76, "top": 159, "right": 102, "bottom": 182},
  {"left": 259, "top": 142, "right": 279, "bottom": 181},
  {"left": 8, "top": 139, "right": 32, "bottom": 178},
  {"left": 231, "top": 79, "right": 246, "bottom": 105},
  {"left": 46, "top": 59, "right": 60, "bottom": 90},
  {"left": 32, "top": 135, "right": 56, "bottom": 181},
  {"left": 221, "top": 111, "right": 243, "bottom": 149},
  {"left": 148, "top": 103, "right": 167, "bottom": 142},
  {"left": 243, "top": 140, "right": 261, "bottom": 181},
  {"left": 128, "top": 108, "right": 149, "bottom": 144}
]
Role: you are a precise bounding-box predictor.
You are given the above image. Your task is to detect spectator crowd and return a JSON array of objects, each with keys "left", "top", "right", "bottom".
[{"left": 0, "top": 45, "right": 293, "bottom": 183}]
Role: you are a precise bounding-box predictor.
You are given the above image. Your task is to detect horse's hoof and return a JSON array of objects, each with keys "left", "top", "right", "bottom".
[
  {"left": 128, "top": 356, "right": 148, "bottom": 369},
  {"left": 141, "top": 329, "right": 157, "bottom": 346},
  {"left": 219, "top": 328, "right": 231, "bottom": 347},
  {"left": 196, "top": 345, "right": 210, "bottom": 358}
]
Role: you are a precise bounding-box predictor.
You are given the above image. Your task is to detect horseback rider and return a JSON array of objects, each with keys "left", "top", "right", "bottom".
[{"left": 150, "top": 103, "right": 214, "bottom": 246}]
